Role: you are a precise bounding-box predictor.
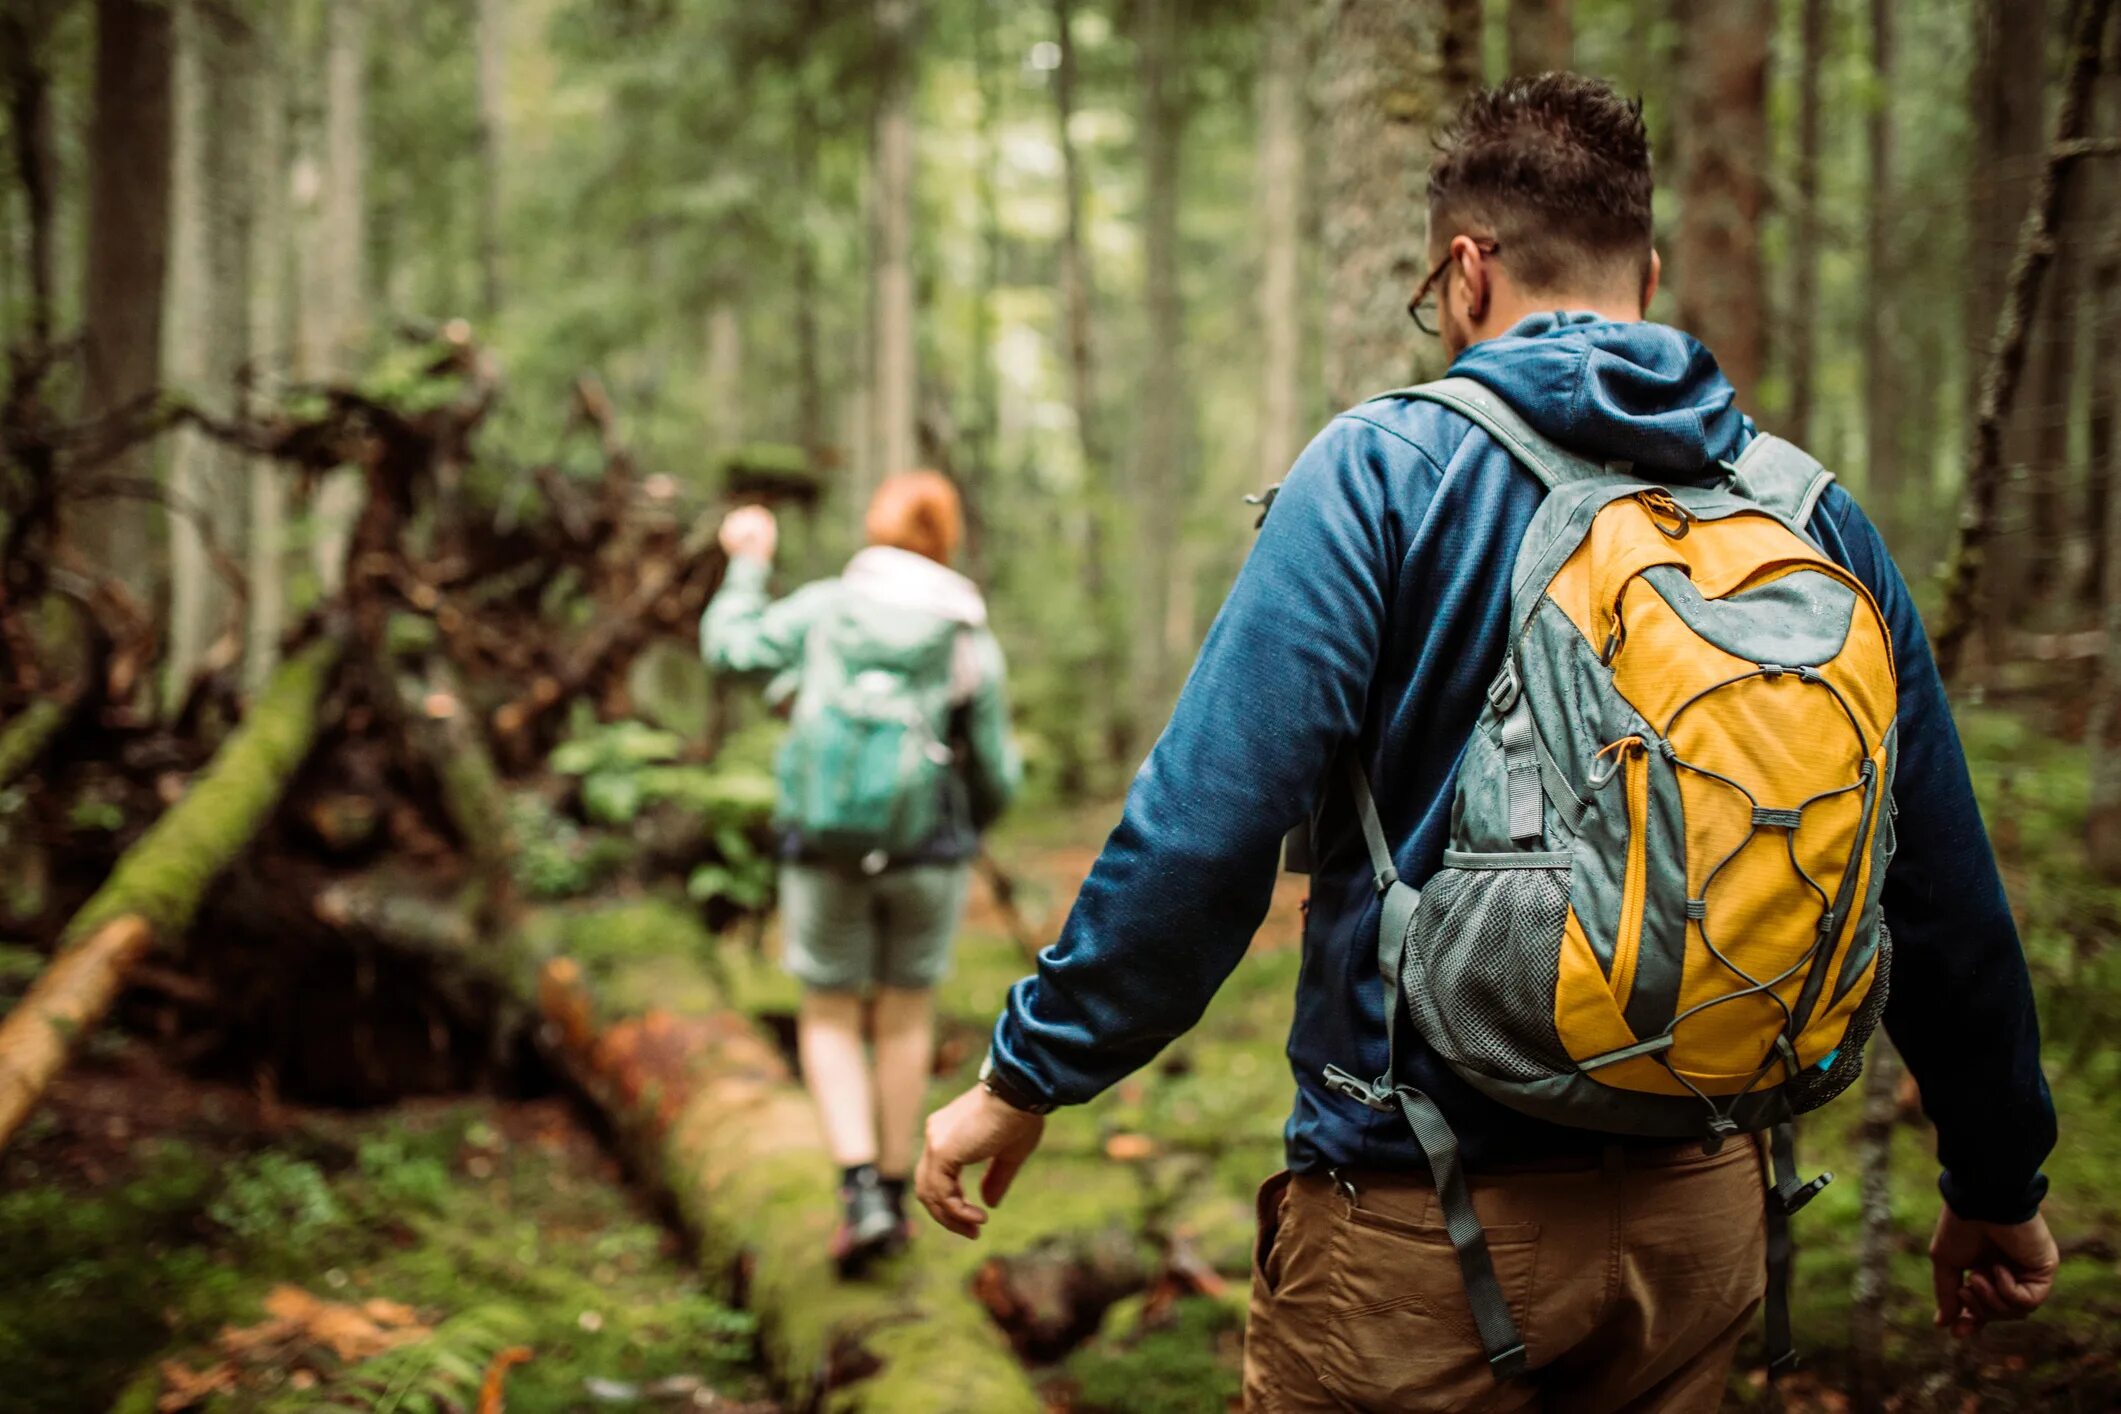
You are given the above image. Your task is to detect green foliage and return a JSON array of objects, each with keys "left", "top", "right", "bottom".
[
  {"left": 686, "top": 823, "right": 774, "bottom": 909},
  {"left": 507, "top": 793, "right": 628, "bottom": 901},
  {"left": 314, "top": 1305, "right": 534, "bottom": 1414},
  {"left": 206, "top": 1153, "right": 345, "bottom": 1258},
  {"left": 355, "top": 1136, "right": 455, "bottom": 1216}
]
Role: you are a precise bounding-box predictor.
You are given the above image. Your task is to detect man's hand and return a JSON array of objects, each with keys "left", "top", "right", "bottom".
[
  {"left": 1930, "top": 1207, "right": 2058, "bottom": 1339},
  {"left": 719, "top": 505, "right": 778, "bottom": 562},
  {"left": 916, "top": 1083, "right": 1045, "bottom": 1239}
]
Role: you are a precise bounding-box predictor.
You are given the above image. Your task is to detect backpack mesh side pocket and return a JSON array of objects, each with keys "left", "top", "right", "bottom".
[
  {"left": 1784, "top": 924, "right": 1892, "bottom": 1115},
  {"left": 1400, "top": 860, "right": 1573, "bottom": 1084}
]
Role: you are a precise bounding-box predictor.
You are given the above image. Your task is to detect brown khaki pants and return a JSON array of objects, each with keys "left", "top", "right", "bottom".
[{"left": 1243, "top": 1138, "right": 1768, "bottom": 1412}]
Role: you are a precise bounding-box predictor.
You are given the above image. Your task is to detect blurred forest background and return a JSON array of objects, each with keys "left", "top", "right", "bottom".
[{"left": 1, "top": 0, "right": 2119, "bottom": 1410}]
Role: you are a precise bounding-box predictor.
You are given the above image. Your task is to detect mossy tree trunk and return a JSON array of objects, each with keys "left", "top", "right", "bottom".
[{"left": 0, "top": 639, "right": 340, "bottom": 1150}]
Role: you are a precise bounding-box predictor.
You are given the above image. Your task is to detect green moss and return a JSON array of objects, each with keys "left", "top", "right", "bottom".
[
  {"left": 0, "top": 697, "right": 66, "bottom": 788},
  {"left": 65, "top": 639, "right": 340, "bottom": 946},
  {"left": 1063, "top": 1296, "right": 1243, "bottom": 1414}
]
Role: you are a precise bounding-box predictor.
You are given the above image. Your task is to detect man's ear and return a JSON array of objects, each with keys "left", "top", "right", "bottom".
[
  {"left": 1641, "top": 250, "right": 1662, "bottom": 312},
  {"left": 1451, "top": 234, "right": 1491, "bottom": 322}
]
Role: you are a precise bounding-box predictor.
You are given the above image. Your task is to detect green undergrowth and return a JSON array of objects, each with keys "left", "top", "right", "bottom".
[{"left": 0, "top": 1098, "right": 762, "bottom": 1413}]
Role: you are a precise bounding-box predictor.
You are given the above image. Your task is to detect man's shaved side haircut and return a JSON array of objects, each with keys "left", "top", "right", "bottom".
[{"left": 1428, "top": 73, "right": 1655, "bottom": 296}]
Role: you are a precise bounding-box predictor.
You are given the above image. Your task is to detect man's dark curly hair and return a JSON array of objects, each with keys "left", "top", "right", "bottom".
[{"left": 1428, "top": 73, "right": 1654, "bottom": 295}]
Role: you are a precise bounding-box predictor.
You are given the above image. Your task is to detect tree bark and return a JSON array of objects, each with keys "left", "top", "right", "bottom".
[
  {"left": 1936, "top": 0, "right": 2114, "bottom": 683},
  {"left": 1, "top": 7, "right": 60, "bottom": 346},
  {"left": 2087, "top": 21, "right": 2119, "bottom": 614},
  {"left": 303, "top": 0, "right": 370, "bottom": 597},
  {"left": 703, "top": 304, "right": 744, "bottom": 452},
  {"left": 791, "top": 0, "right": 827, "bottom": 473},
  {"left": 1675, "top": 0, "right": 1772, "bottom": 409},
  {"left": 1969, "top": 0, "right": 2050, "bottom": 659},
  {"left": 0, "top": 639, "right": 339, "bottom": 1151},
  {"left": 2091, "top": 21, "right": 2121, "bottom": 879},
  {"left": 1849, "top": 1040, "right": 1904, "bottom": 1412},
  {"left": 867, "top": 0, "right": 920, "bottom": 489},
  {"left": 475, "top": 0, "right": 506, "bottom": 323},
  {"left": 166, "top": 0, "right": 258, "bottom": 704},
  {"left": 1863, "top": 0, "right": 1900, "bottom": 527},
  {"left": 246, "top": 0, "right": 292, "bottom": 694},
  {"left": 1319, "top": 0, "right": 1473, "bottom": 412},
  {"left": 1506, "top": 0, "right": 1572, "bottom": 77},
  {"left": 1135, "top": 0, "right": 1188, "bottom": 709},
  {"left": 1789, "top": 0, "right": 1826, "bottom": 446},
  {"left": 76, "top": 0, "right": 176, "bottom": 604},
  {"left": 1256, "top": 0, "right": 1310, "bottom": 491}
]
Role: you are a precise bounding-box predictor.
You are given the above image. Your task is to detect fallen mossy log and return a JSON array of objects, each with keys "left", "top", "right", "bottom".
[
  {"left": 0, "top": 695, "right": 68, "bottom": 788},
  {"left": 0, "top": 638, "right": 340, "bottom": 1148},
  {"left": 491, "top": 899, "right": 1041, "bottom": 1414}
]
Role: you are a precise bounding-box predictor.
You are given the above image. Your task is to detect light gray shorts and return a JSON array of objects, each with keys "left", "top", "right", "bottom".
[{"left": 779, "top": 861, "right": 972, "bottom": 992}]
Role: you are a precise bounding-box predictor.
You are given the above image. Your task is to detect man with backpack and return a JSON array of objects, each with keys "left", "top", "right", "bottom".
[
  {"left": 917, "top": 74, "right": 2058, "bottom": 1409},
  {"left": 704, "top": 470, "right": 1019, "bottom": 1275}
]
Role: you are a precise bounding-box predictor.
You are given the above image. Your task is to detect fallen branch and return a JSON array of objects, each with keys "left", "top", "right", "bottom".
[
  {"left": 1933, "top": 0, "right": 2116, "bottom": 681},
  {"left": 0, "top": 638, "right": 340, "bottom": 1149},
  {"left": 0, "top": 696, "right": 69, "bottom": 788}
]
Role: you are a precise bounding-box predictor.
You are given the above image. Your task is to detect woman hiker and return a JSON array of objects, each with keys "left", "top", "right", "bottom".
[{"left": 702, "top": 470, "right": 1020, "bottom": 1275}]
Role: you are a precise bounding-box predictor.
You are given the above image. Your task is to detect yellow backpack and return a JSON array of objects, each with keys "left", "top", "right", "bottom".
[{"left": 1323, "top": 377, "right": 1899, "bottom": 1381}]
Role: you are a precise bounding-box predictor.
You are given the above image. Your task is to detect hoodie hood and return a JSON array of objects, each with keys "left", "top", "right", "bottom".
[
  {"left": 1446, "top": 311, "right": 1750, "bottom": 480},
  {"left": 842, "top": 545, "right": 988, "bottom": 627}
]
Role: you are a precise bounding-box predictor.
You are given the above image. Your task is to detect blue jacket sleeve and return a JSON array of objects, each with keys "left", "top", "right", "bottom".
[
  {"left": 988, "top": 420, "right": 1399, "bottom": 1104},
  {"left": 1820, "top": 490, "right": 2056, "bottom": 1223}
]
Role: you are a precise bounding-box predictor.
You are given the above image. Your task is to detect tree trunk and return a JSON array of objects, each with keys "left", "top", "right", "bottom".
[
  {"left": 1135, "top": 0, "right": 1188, "bottom": 710},
  {"left": 1, "top": 9, "right": 60, "bottom": 346},
  {"left": 1864, "top": 0, "right": 1900, "bottom": 528},
  {"left": 868, "top": 0, "right": 920, "bottom": 488},
  {"left": 1256, "top": 0, "right": 1310, "bottom": 491},
  {"left": 1789, "top": 0, "right": 1826, "bottom": 446},
  {"left": 1052, "top": 0, "right": 1131, "bottom": 761},
  {"left": 1849, "top": 1040, "right": 1904, "bottom": 1412},
  {"left": 0, "top": 639, "right": 339, "bottom": 1151},
  {"left": 166, "top": 0, "right": 257, "bottom": 704},
  {"left": 792, "top": 0, "right": 827, "bottom": 473},
  {"left": 1506, "top": 0, "right": 1572, "bottom": 77},
  {"left": 703, "top": 303, "right": 744, "bottom": 452},
  {"left": 246, "top": 0, "right": 292, "bottom": 694},
  {"left": 1936, "top": 0, "right": 2113, "bottom": 683},
  {"left": 1319, "top": 0, "right": 1474, "bottom": 411},
  {"left": 967, "top": 0, "right": 1002, "bottom": 555},
  {"left": 2091, "top": 21, "right": 2121, "bottom": 879},
  {"left": 475, "top": 0, "right": 505, "bottom": 323},
  {"left": 76, "top": 0, "right": 176, "bottom": 604},
  {"left": 2027, "top": 238, "right": 2077, "bottom": 609},
  {"left": 1675, "top": 0, "right": 1772, "bottom": 409},
  {"left": 303, "top": 0, "right": 369, "bottom": 598},
  {"left": 1969, "top": 0, "right": 2050, "bottom": 662},
  {"left": 2086, "top": 21, "right": 2119, "bottom": 614}
]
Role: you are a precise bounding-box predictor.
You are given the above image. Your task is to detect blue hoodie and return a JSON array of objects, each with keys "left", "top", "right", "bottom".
[{"left": 990, "top": 313, "right": 2055, "bottom": 1223}]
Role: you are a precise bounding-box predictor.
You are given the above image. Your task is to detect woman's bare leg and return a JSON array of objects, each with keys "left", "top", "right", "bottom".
[
  {"left": 798, "top": 988, "right": 878, "bottom": 1168},
  {"left": 871, "top": 985, "right": 936, "bottom": 1178}
]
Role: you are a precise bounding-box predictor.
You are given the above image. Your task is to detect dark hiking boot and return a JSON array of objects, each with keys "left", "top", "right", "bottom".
[{"left": 832, "top": 1166, "right": 901, "bottom": 1277}]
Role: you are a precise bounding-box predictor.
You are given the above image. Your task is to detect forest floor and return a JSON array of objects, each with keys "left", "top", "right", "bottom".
[{"left": 3, "top": 706, "right": 2118, "bottom": 1413}]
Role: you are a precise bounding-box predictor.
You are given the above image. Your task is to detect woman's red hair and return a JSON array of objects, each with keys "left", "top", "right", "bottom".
[{"left": 865, "top": 470, "right": 964, "bottom": 565}]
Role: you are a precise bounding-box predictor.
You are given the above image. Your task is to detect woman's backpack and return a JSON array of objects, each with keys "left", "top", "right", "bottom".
[
  {"left": 1322, "top": 378, "right": 1899, "bottom": 1381},
  {"left": 779, "top": 593, "right": 962, "bottom": 869}
]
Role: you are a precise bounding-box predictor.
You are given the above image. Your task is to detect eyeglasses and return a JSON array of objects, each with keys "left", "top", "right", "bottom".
[{"left": 1407, "top": 237, "right": 1501, "bottom": 336}]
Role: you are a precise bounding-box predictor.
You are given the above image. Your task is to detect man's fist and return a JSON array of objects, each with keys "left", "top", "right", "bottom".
[
  {"left": 1930, "top": 1207, "right": 2058, "bottom": 1339},
  {"left": 915, "top": 1083, "right": 1046, "bottom": 1240},
  {"left": 719, "top": 505, "right": 778, "bottom": 562}
]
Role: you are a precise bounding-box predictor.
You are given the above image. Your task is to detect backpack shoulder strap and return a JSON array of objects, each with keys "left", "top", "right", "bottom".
[
  {"left": 1726, "top": 433, "right": 1836, "bottom": 540},
  {"left": 1388, "top": 376, "right": 1609, "bottom": 491}
]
